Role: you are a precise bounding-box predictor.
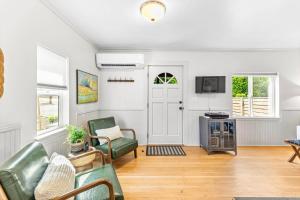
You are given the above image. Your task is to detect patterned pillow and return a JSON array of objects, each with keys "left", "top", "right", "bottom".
[{"left": 34, "top": 153, "right": 75, "bottom": 200}]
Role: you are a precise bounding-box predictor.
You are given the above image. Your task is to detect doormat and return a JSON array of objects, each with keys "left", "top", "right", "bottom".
[{"left": 146, "top": 145, "right": 186, "bottom": 156}]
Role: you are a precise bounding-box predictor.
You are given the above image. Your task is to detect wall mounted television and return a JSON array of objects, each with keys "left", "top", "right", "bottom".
[{"left": 195, "top": 76, "right": 226, "bottom": 93}]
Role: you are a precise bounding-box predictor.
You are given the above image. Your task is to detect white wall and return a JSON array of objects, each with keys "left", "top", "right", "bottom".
[
  {"left": 95, "top": 50, "right": 300, "bottom": 146},
  {"left": 0, "top": 0, "right": 99, "bottom": 147},
  {"left": 1, "top": 0, "right": 300, "bottom": 148}
]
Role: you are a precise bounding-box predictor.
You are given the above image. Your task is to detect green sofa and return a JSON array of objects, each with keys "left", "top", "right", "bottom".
[
  {"left": 0, "top": 142, "right": 124, "bottom": 200},
  {"left": 88, "top": 117, "right": 138, "bottom": 162}
]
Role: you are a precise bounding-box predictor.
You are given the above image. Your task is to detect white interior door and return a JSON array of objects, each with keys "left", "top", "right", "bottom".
[{"left": 148, "top": 66, "right": 183, "bottom": 144}]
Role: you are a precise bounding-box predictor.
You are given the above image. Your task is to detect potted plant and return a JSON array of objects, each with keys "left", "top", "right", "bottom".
[{"left": 66, "top": 125, "right": 86, "bottom": 153}]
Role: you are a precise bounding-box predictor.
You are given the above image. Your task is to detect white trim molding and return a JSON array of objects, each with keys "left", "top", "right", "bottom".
[{"left": 0, "top": 123, "right": 21, "bottom": 133}]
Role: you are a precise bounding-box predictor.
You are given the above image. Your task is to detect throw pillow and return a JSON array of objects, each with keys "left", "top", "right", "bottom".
[
  {"left": 34, "top": 153, "right": 75, "bottom": 200},
  {"left": 95, "top": 125, "right": 124, "bottom": 145}
]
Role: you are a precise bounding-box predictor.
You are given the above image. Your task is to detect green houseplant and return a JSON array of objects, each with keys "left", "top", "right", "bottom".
[{"left": 66, "top": 125, "right": 86, "bottom": 153}]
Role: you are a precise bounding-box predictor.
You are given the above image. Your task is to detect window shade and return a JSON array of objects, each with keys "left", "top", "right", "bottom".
[{"left": 37, "top": 46, "right": 68, "bottom": 89}]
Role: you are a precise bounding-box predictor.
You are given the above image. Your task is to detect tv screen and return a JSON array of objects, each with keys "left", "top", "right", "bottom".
[{"left": 195, "top": 76, "right": 226, "bottom": 93}]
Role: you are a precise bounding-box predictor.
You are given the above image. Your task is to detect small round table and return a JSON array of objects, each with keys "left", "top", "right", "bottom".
[{"left": 68, "top": 146, "right": 97, "bottom": 172}]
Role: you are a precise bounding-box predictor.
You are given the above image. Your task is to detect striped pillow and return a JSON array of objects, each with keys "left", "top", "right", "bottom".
[{"left": 34, "top": 153, "right": 75, "bottom": 200}]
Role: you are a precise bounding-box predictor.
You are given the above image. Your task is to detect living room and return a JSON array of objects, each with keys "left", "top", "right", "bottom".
[{"left": 1, "top": 0, "right": 300, "bottom": 199}]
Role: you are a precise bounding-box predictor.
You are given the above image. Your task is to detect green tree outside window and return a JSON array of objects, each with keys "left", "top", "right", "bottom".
[
  {"left": 232, "top": 76, "right": 248, "bottom": 97},
  {"left": 253, "top": 77, "right": 269, "bottom": 97}
]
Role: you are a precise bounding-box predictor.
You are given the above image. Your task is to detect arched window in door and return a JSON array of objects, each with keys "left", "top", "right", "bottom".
[{"left": 154, "top": 72, "right": 177, "bottom": 85}]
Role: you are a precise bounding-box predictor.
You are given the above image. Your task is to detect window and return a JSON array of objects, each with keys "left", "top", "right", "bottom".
[
  {"left": 37, "top": 93, "right": 59, "bottom": 132},
  {"left": 154, "top": 72, "right": 177, "bottom": 84},
  {"left": 232, "top": 73, "right": 279, "bottom": 118},
  {"left": 37, "top": 46, "right": 69, "bottom": 134}
]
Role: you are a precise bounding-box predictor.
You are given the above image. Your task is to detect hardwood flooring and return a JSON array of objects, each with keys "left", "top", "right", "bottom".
[{"left": 113, "top": 146, "right": 300, "bottom": 200}]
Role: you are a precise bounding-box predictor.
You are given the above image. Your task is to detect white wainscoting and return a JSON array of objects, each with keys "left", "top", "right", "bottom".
[
  {"left": 36, "top": 128, "right": 69, "bottom": 156},
  {"left": 76, "top": 110, "right": 103, "bottom": 130},
  {"left": 188, "top": 109, "right": 300, "bottom": 146},
  {"left": 236, "top": 119, "right": 281, "bottom": 146},
  {"left": 0, "top": 123, "right": 21, "bottom": 165},
  {"left": 76, "top": 108, "right": 300, "bottom": 146},
  {"left": 237, "top": 110, "right": 300, "bottom": 145},
  {"left": 76, "top": 110, "right": 147, "bottom": 145}
]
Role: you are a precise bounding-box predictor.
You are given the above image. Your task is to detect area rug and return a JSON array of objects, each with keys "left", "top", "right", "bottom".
[
  {"left": 233, "top": 198, "right": 300, "bottom": 200},
  {"left": 146, "top": 145, "right": 186, "bottom": 156}
]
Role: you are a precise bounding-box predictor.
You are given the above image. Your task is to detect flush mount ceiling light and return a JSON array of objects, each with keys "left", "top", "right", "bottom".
[{"left": 140, "top": 0, "right": 166, "bottom": 22}]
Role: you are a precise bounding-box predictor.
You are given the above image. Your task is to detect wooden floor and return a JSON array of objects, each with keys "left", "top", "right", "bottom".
[{"left": 113, "top": 146, "right": 300, "bottom": 200}]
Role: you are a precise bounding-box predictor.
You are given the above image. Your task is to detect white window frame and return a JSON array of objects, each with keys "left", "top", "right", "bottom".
[
  {"left": 232, "top": 72, "right": 279, "bottom": 119},
  {"left": 36, "top": 45, "right": 69, "bottom": 135}
]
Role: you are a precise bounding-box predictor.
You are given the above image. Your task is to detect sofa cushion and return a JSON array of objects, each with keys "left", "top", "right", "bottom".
[
  {"left": 75, "top": 164, "right": 124, "bottom": 200},
  {"left": 0, "top": 142, "right": 49, "bottom": 200},
  {"left": 34, "top": 153, "right": 75, "bottom": 200},
  {"left": 95, "top": 137, "right": 138, "bottom": 159},
  {"left": 88, "top": 117, "right": 116, "bottom": 147}
]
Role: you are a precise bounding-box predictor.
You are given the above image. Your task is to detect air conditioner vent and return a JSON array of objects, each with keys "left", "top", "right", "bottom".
[
  {"left": 96, "top": 53, "right": 144, "bottom": 70},
  {"left": 101, "top": 64, "right": 137, "bottom": 67}
]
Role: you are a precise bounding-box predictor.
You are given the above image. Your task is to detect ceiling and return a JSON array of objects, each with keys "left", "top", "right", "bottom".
[{"left": 44, "top": 0, "right": 300, "bottom": 50}]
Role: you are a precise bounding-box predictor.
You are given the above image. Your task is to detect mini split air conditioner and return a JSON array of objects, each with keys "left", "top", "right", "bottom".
[{"left": 96, "top": 53, "right": 145, "bottom": 69}]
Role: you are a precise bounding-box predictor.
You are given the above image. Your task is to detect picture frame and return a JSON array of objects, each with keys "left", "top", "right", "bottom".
[{"left": 76, "top": 70, "right": 98, "bottom": 104}]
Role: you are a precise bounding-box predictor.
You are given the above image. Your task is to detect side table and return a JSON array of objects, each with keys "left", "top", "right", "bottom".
[
  {"left": 285, "top": 139, "right": 300, "bottom": 163},
  {"left": 68, "top": 146, "right": 98, "bottom": 172}
]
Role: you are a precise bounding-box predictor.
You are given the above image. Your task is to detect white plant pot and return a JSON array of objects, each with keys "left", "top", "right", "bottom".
[{"left": 70, "top": 141, "right": 84, "bottom": 153}]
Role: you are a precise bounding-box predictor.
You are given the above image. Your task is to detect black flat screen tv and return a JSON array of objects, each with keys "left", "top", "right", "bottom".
[{"left": 195, "top": 76, "right": 226, "bottom": 93}]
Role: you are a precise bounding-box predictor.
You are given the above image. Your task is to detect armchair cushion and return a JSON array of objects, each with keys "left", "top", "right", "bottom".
[
  {"left": 75, "top": 164, "right": 124, "bottom": 200},
  {"left": 0, "top": 142, "right": 49, "bottom": 200},
  {"left": 95, "top": 137, "right": 138, "bottom": 159},
  {"left": 88, "top": 117, "right": 116, "bottom": 147}
]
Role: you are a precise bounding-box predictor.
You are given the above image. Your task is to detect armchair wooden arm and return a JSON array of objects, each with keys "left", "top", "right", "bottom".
[
  {"left": 120, "top": 128, "right": 136, "bottom": 140},
  {"left": 52, "top": 178, "right": 115, "bottom": 200},
  {"left": 0, "top": 185, "right": 8, "bottom": 200},
  {"left": 69, "top": 149, "right": 106, "bottom": 165},
  {"left": 89, "top": 135, "right": 112, "bottom": 163}
]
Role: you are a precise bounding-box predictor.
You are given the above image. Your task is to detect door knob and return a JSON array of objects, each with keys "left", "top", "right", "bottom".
[
  {"left": 179, "top": 101, "right": 183, "bottom": 104},
  {"left": 179, "top": 106, "right": 184, "bottom": 110}
]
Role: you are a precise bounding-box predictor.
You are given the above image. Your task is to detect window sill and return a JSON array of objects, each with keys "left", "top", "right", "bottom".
[
  {"left": 233, "top": 116, "right": 280, "bottom": 120},
  {"left": 35, "top": 127, "right": 66, "bottom": 141}
]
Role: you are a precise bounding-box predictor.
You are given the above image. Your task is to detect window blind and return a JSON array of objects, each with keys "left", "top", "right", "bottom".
[{"left": 37, "top": 46, "right": 68, "bottom": 89}]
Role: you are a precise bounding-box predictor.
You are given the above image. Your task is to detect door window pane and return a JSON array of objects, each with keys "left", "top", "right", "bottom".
[
  {"left": 154, "top": 72, "right": 178, "bottom": 85},
  {"left": 168, "top": 77, "right": 177, "bottom": 84},
  {"left": 154, "top": 77, "right": 164, "bottom": 84},
  {"left": 158, "top": 73, "right": 166, "bottom": 82}
]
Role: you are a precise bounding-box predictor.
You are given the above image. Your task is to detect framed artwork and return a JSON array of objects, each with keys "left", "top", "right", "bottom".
[{"left": 76, "top": 70, "right": 98, "bottom": 104}]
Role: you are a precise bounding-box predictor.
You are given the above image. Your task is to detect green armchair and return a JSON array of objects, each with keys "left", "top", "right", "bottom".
[
  {"left": 88, "top": 117, "right": 138, "bottom": 163},
  {"left": 0, "top": 142, "right": 124, "bottom": 200}
]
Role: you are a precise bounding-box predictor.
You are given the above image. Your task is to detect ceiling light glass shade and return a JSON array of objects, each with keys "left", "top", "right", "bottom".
[{"left": 140, "top": 1, "right": 166, "bottom": 22}]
